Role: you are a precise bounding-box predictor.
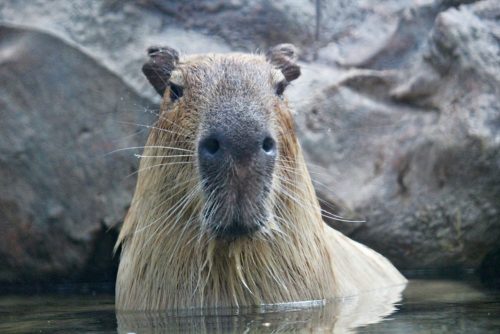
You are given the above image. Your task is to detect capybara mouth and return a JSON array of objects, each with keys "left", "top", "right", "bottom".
[
  {"left": 201, "top": 192, "right": 269, "bottom": 239},
  {"left": 215, "top": 219, "right": 263, "bottom": 239}
]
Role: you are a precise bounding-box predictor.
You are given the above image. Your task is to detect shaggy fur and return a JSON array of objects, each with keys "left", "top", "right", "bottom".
[{"left": 115, "top": 49, "right": 406, "bottom": 310}]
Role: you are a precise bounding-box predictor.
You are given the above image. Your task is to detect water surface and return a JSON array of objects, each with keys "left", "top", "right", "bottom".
[{"left": 1, "top": 277, "right": 498, "bottom": 333}]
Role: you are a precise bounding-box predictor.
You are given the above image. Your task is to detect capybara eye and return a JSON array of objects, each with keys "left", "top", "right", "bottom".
[
  {"left": 275, "top": 80, "right": 288, "bottom": 96},
  {"left": 170, "top": 82, "right": 184, "bottom": 101}
]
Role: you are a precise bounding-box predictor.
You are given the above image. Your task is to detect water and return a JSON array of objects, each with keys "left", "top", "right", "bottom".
[{"left": 1, "top": 277, "right": 498, "bottom": 333}]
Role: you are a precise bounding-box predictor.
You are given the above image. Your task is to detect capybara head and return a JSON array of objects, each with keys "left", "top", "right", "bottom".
[
  {"left": 141, "top": 44, "right": 300, "bottom": 239},
  {"left": 116, "top": 45, "right": 406, "bottom": 311}
]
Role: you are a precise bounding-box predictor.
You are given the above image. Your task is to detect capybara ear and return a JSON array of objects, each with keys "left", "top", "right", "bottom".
[
  {"left": 142, "top": 46, "right": 179, "bottom": 96},
  {"left": 266, "top": 44, "right": 301, "bottom": 82}
]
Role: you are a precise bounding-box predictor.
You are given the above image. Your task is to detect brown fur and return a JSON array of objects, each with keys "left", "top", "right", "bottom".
[{"left": 115, "top": 49, "right": 406, "bottom": 310}]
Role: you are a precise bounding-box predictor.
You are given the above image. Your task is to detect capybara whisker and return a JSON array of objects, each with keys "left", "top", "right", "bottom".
[
  {"left": 139, "top": 106, "right": 187, "bottom": 132},
  {"left": 128, "top": 161, "right": 193, "bottom": 177},
  {"left": 106, "top": 145, "right": 194, "bottom": 156},
  {"left": 132, "top": 178, "right": 199, "bottom": 234},
  {"left": 117, "top": 120, "right": 191, "bottom": 138},
  {"left": 133, "top": 154, "right": 194, "bottom": 159},
  {"left": 135, "top": 185, "right": 202, "bottom": 255},
  {"left": 274, "top": 175, "right": 364, "bottom": 223}
]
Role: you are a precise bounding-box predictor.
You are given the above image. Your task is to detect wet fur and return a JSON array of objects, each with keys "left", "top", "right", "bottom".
[{"left": 116, "top": 51, "right": 406, "bottom": 310}]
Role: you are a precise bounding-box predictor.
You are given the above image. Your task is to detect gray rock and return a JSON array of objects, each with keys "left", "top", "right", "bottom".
[
  {"left": 296, "top": 0, "right": 500, "bottom": 270},
  {"left": 0, "top": 0, "right": 233, "bottom": 102},
  {"left": 0, "top": 0, "right": 414, "bottom": 96},
  {"left": 0, "top": 26, "right": 153, "bottom": 282}
]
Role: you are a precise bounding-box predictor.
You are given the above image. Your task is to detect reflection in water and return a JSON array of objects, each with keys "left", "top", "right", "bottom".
[
  {"left": 362, "top": 279, "right": 500, "bottom": 333},
  {"left": 1, "top": 279, "right": 499, "bottom": 333},
  {"left": 117, "top": 283, "right": 406, "bottom": 333}
]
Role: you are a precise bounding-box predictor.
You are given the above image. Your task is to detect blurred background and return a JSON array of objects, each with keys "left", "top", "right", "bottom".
[{"left": 0, "top": 0, "right": 498, "bottom": 289}]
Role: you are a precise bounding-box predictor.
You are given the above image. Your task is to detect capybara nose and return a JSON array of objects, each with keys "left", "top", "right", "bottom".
[{"left": 198, "top": 130, "right": 276, "bottom": 174}]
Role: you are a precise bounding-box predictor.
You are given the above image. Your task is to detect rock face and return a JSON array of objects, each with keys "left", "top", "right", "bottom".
[
  {"left": 294, "top": 0, "right": 500, "bottom": 270},
  {"left": 0, "top": 0, "right": 498, "bottom": 283},
  {"left": 0, "top": 26, "right": 153, "bottom": 282}
]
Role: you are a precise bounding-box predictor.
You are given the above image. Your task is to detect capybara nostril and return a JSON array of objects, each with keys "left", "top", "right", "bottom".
[
  {"left": 199, "top": 137, "right": 220, "bottom": 156},
  {"left": 262, "top": 136, "right": 275, "bottom": 154}
]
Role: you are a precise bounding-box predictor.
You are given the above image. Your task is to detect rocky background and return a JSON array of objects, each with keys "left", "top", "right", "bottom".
[{"left": 0, "top": 0, "right": 498, "bottom": 285}]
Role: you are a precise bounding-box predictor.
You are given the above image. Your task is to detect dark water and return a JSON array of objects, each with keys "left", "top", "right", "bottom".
[{"left": 1, "top": 278, "right": 499, "bottom": 333}]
